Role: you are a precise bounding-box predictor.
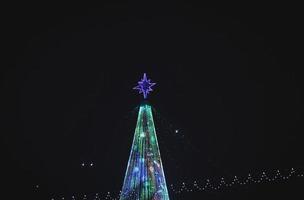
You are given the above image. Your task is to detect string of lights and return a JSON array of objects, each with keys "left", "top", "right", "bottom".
[
  {"left": 169, "top": 167, "right": 303, "bottom": 193},
  {"left": 47, "top": 167, "right": 303, "bottom": 200}
]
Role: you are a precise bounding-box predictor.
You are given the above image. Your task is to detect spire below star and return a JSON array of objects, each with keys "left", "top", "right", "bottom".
[{"left": 133, "top": 73, "right": 156, "bottom": 99}]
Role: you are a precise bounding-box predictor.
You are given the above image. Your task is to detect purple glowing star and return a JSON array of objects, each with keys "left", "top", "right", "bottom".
[{"left": 133, "top": 73, "right": 156, "bottom": 99}]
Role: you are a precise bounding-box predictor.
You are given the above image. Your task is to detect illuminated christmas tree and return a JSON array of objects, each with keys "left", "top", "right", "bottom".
[{"left": 119, "top": 74, "right": 170, "bottom": 200}]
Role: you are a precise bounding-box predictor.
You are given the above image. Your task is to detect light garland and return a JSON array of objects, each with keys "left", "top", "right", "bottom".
[
  {"left": 170, "top": 168, "right": 303, "bottom": 193},
  {"left": 47, "top": 167, "right": 303, "bottom": 200}
]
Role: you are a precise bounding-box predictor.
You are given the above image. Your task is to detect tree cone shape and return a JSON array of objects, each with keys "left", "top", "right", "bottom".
[{"left": 120, "top": 104, "right": 170, "bottom": 200}]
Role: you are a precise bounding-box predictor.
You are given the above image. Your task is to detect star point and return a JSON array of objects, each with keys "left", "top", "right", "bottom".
[{"left": 133, "top": 73, "right": 156, "bottom": 99}]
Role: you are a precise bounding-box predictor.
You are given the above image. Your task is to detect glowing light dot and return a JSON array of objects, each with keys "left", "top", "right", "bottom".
[{"left": 133, "top": 167, "right": 139, "bottom": 172}]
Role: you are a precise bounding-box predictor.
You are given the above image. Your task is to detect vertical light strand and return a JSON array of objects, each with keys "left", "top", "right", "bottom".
[{"left": 148, "top": 104, "right": 170, "bottom": 199}]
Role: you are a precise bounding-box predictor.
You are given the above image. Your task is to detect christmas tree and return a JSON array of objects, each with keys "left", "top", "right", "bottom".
[{"left": 119, "top": 74, "right": 170, "bottom": 200}]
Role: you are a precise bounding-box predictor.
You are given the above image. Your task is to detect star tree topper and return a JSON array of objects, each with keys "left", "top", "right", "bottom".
[{"left": 133, "top": 73, "right": 156, "bottom": 99}]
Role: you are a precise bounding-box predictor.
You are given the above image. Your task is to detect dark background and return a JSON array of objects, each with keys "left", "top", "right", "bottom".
[{"left": 1, "top": 2, "right": 303, "bottom": 200}]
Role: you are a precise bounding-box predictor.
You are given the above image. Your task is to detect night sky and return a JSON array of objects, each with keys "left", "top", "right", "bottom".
[{"left": 1, "top": 2, "right": 303, "bottom": 200}]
